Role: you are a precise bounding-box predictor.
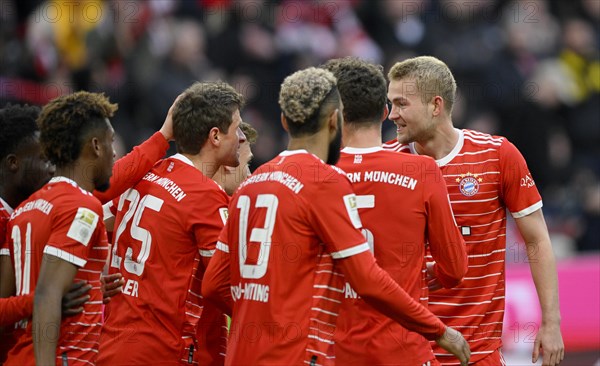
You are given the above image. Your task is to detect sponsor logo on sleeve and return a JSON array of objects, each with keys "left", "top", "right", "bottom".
[
  {"left": 343, "top": 194, "right": 362, "bottom": 229},
  {"left": 520, "top": 174, "right": 536, "bottom": 188},
  {"left": 67, "top": 207, "right": 99, "bottom": 246}
]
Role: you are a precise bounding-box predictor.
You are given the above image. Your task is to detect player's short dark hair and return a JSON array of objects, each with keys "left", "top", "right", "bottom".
[
  {"left": 38, "top": 91, "right": 117, "bottom": 167},
  {"left": 321, "top": 57, "right": 387, "bottom": 125},
  {"left": 0, "top": 104, "right": 41, "bottom": 160},
  {"left": 173, "top": 82, "right": 245, "bottom": 154}
]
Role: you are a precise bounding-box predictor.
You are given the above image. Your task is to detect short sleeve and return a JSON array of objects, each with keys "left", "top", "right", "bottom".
[
  {"left": 44, "top": 198, "right": 103, "bottom": 267},
  {"left": 499, "top": 139, "right": 543, "bottom": 218},
  {"left": 188, "top": 187, "right": 230, "bottom": 258},
  {"left": 309, "top": 170, "right": 369, "bottom": 259}
]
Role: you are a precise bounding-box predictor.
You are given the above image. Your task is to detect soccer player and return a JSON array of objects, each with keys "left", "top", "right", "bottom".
[
  {"left": 0, "top": 98, "right": 176, "bottom": 361},
  {"left": 3, "top": 91, "right": 118, "bottom": 365},
  {"left": 97, "top": 82, "right": 245, "bottom": 365},
  {"left": 323, "top": 57, "right": 468, "bottom": 365},
  {"left": 383, "top": 56, "right": 564, "bottom": 366},
  {"left": 213, "top": 121, "right": 258, "bottom": 195},
  {"left": 202, "top": 67, "right": 470, "bottom": 366}
]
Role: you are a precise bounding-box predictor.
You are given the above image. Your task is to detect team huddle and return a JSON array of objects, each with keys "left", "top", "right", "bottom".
[{"left": 0, "top": 56, "right": 564, "bottom": 366}]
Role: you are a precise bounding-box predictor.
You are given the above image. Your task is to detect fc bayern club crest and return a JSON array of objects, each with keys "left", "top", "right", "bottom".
[{"left": 456, "top": 172, "right": 482, "bottom": 197}]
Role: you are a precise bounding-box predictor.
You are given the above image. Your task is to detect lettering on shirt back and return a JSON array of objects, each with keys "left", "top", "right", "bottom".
[
  {"left": 345, "top": 170, "right": 418, "bottom": 190},
  {"left": 10, "top": 199, "right": 54, "bottom": 219},
  {"left": 142, "top": 172, "right": 187, "bottom": 202}
]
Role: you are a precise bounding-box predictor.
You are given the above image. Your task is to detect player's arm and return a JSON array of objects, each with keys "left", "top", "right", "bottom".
[
  {"left": 202, "top": 243, "right": 233, "bottom": 316},
  {"left": 33, "top": 254, "right": 79, "bottom": 365},
  {"left": 337, "top": 250, "right": 470, "bottom": 366},
  {"left": 425, "top": 161, "right": 468, "bottom": 289},
  {"left": 500, "top": 140, "right": 564, "bottom": 366},
  {"left": 0, "top": 282, "right": 92, "bottom": 327},
  {"left": 92, "top": 94, "right": 181, "bottom": 203},
  {"left": 515, "top": 209, "right": 564, "bottom": 366},
  {"left": 0, "top": 255, "right": 15, "bottom": 298}
]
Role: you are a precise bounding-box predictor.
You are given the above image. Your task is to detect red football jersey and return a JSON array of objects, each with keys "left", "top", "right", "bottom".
[
  {"left": 218, "top": 150, "right": 370, "bottom": 366},
  {"left": 384, "top": 129, "right": 543, "bottom": 364},
  {"left": 5, "top": 177, "right": 108, "bottom": 366},
  {"left": 0, "top": 198, "right": 18, "bottom": 363},
  {"left": 334, "top": 147, "right": 467, "bottom": 365},
  {"left": 97, "top": 154, "right": 229, "bottom": 365}
]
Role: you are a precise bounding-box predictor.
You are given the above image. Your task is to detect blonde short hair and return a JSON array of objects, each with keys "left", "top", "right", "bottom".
[
  {"left": 279, "top": 67, "right": 338, "bottom": 135},
  {"left": 388, "top": 56, "right": 456, "bottom": 113}
]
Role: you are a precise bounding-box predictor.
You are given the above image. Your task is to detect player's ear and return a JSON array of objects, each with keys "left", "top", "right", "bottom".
[
  {"left": 208, "top": 126, "right": 220, "bottom": 147},
  {"left": 381, "top": 103, "right": 389, "bottom": 122},
  {"left": 328, "top": 108, "right": 339, "bottom": 135},
  {"left": 280, "top": 113, "right": 289, "bottom": 132},
  {"left": 90, "top": 136, "right": 102, "bottom": 157},
  {"left": 431, "top": 96, "right": 444, "bottom": 117},
  {"left": 5, "top": 154, "right": 19, "bottom": 172}
]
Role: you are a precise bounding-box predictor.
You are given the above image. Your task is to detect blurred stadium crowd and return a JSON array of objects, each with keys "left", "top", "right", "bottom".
[{"left": 0, "top": 0, "right": 598, "bottom": 253}]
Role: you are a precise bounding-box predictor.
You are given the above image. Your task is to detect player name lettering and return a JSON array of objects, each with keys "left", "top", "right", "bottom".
[
  {"left": 122, "top": 278, "right": 139, "bottom": 297},
  {"left": 231, "top": 282, "right": 270, "bottom": 303},
  {"left": 10, "top": 198, "right": 53, "bottom": 219},
  {"left": 343, "top": 282, "right": 359, "bottom": 299},
  {"left": 239, "top": 171, "right": 304, "bottom": 194},
  {"left": 346, "top": 170, "right": 418, "bottom": 190},
  {"left": 142, "top": 172, "right": 187, "bottom": 202}
]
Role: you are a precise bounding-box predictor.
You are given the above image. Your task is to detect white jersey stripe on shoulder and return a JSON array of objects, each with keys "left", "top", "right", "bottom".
[
  {"left": 330, "top": 242, "right": 369, "bottom": 259},
  {"left": 464, "top": 135, "right": 502, "bottom": 147}
]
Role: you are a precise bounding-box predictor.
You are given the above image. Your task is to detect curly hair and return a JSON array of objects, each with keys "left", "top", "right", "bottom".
[
  {"left": 0, "top": 104, "right": 41, "bottom": 160},
  {"left": 279, "top": 67, "right": 340, "bottom": 136},
  {"left": 321, "top": 57, "right": 387, "bottom": 125},
  {"left": 388, "top": 56, "right": 457, "bottom": 114},
  {"left": 240, "top": 122, "right": 258, "bottom": 144},
  {"left": 37, "top": 91, "right": 117, "bottom": 167},
  {"left": 173, "top": 82, "right": 245, "bottom": 155}
]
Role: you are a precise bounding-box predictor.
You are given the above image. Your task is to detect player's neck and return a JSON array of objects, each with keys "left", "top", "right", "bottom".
[
  {"left": 342, "top": 122, "right": 382, "bottom": 148},
  {"left": 413, "top": 121, "right": 459, "bottom": 160},
  {"left": 0, "top": 181, "right": 20, "bottom": 209},
  {"left": 54, "top": 164, "right": 95, "bottom": 192},
  {"left": 287, "top": 131, "right": 329, "bottom": 162},
  {"left": 182, "top": 152, "right": 221, "bottom": 179}
]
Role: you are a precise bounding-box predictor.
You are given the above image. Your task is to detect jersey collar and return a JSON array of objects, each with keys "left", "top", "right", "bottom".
[
  {"left": 0, "top": 197, "right": 13, "bottom": 214},
  {"left": 49, "top": 176, "right": 80, "bottom": 188},
  {"left": 279, "top": 149, "right": 309, "bottom": 156},
  {"left": 409, "top": 128, "right": 464, "bottom": 167},
  {"left": 341, "top": 146, "right": 383, "bottom": 154},
  {"left": 170, "top": 153, "right": 195, "bottom": 167}
]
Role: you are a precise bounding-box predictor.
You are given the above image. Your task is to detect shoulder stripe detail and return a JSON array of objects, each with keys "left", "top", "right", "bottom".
[
  {"left": 330, "top": 243, "right": 369, "bottom": 259},
  {"left": 444, "top": 158, "right": 500, "bottom": 166},
  {"left": 0, "top": 248, "right": 9, "bottom": 256},
  {"left": 456, "top": 148, "right": 497, "bottom": 157},
  {"left": 511, "top": 201, "right": 543, "bottom": 218},
  {"left": 216, "top": 241, "right": 229, "bottom": 253},
  {"left": 44, "top": 245, "right": 87, "bottom": 267}
]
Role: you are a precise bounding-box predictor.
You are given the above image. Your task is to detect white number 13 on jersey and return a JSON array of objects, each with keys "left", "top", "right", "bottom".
[{"left": 237, "top": 194, "right": 278, "bottom": 279}]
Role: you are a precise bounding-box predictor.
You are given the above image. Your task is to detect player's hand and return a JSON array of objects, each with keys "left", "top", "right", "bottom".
[
  {"left": 101, "top": 273, "right": 125, "bottom": 304},
  {"left": 435, "top": 327, "right": 470, "bottom": 366},
  {"left": 426, "top": 261, "right": 442, "bottom": 292},
  {"left": 159, "top": 93, "right": 184, "bottom": 141},
  {"left": 61, "top": 281, "right": 92, "bottom": 317},
  {"left": 532, "top": 322, "right": 564, "bottom": 366}
]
